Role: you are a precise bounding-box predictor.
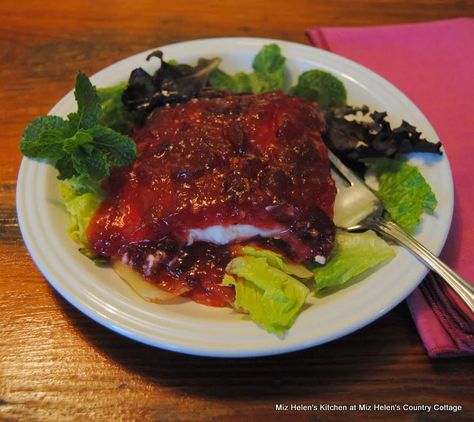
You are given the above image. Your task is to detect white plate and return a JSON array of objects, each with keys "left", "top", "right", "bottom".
[{"left": 16, "top": 38, "right": 453, "bottom": 357}]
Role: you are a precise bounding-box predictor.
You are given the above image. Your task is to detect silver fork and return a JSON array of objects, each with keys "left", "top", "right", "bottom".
[{"left": 329, "top": 151, "right": 474, "bottom": 314}]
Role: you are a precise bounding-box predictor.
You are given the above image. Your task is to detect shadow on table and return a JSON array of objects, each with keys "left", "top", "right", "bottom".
[{"left": 51, "top": 289, "right": 462, "bottom": 400}]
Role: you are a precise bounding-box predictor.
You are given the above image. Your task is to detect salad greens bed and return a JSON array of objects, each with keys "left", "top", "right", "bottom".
[{"left": 20, "top": 44, "right": 440, "bottom": 334}]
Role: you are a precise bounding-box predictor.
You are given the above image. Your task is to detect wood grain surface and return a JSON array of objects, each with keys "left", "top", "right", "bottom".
[{"left": 1, "top": 1, "right": 473, "bottom": 421}]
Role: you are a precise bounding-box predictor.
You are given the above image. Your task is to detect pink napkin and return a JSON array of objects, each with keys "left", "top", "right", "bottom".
[{"left": 306, "top": 18, "right": 474, "bottom": 357}]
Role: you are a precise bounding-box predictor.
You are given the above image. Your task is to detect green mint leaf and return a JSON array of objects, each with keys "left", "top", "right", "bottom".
[
  {"left": 63, "top": 129, "right": 94, "bottom": 153},
  {"left": 20, "top": 73, "right": 136, "bottom": 195},
  {"left": 71, "top": 145, "right": 109, "bottom": 181},
  {"left": 367, "top": 158, "right": 437, "bottom": 232},
  {"left": 56, "top": 156, "right": 76, "bottom": 180},
  {"left": 20, "top": 129, "right": 66, "bottom": 161},
  {"left": 72, "top": 72, "right": 102, "bottom": 130},
  {"left": 66, "top": 112, "right": 80, "bottom": 135},
  {"left": 22, "top": 115, "right": 68, "bottom": 143},
  {"left": 20, "top": 116, "right": 68, "bottom": 159},
  {"left": 88, "top": 126, "right": 137, "bottom": 167}
]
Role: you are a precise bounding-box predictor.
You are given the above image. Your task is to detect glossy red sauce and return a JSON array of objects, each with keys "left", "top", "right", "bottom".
[{"left": 87, "top": 92, "right": 336, "bottom": 307}]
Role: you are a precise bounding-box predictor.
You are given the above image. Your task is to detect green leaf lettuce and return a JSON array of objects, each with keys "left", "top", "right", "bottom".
[
  {"left": 97, "top": 82, "right": 132, "bottom": 134},
  {"left": 223, "top": 256, "right": 309, "bottom": 334},
  {"left": 59, "top": 181, "right": 104, "bottom": 245},
  {"left": 289, "top": 69, "right": 347, "bottom": 108},
  {"left": 367, "top": 158, "right": 437, "bottom": 233},
  {"left": 313, "top": 231, "right": 395, "bottom": 292},
  {"left": 209, "top": 44, "right": 286, "bottom": 94},
  {"left": 239, "top": 246, "right": 313, "bottom": 279}
]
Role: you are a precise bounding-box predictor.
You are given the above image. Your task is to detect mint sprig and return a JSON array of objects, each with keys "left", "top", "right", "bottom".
[
  {"left": 69, "top": 72, "right": 103, "bottom": 130},
  {"left": 20, "top": 72, "right": 137, "bottom": 193}
]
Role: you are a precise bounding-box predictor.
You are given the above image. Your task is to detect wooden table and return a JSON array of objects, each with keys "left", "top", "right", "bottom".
[{"left": 1, "top": 1, "right": 473, "bottom": 420}]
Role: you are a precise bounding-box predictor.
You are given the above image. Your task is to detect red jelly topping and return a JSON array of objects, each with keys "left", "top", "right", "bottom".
[{"left": 87, "top": 92, "right": 336, "bottom": 307}]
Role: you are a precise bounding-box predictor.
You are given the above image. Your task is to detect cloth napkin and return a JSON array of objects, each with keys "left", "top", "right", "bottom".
[{"left": 306, "top": 18, "right": 474, "bottom": 357}]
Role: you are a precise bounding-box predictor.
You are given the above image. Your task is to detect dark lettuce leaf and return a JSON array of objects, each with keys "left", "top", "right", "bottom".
[
  {"left": 122, "top": 51, "right": 221, "bottom": 118},
  {"left": 121, "top": 68, "right": 155, "bottom": 112},
  {"left": 323, "top": 105, "right": 442, "bottom": 173}
]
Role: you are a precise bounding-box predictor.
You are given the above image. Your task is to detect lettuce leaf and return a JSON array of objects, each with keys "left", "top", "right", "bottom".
[
  {"left": 223, "top": 256, "right": 309, "bottom": 334},
  {"left": 239, "top": 246, "right": 313, "bottom": 279},
  {"left": 59, "top": 181, "right": 104, "bottom": 245},
  {"left": 367, "top": 158, "right": 437, "bottom": 233},
  {"left": 122, "top": 52, "right": 221, "bottom": 116},
  {"left": 313, "top": 231, "right": 395, "bottom": 292},
  {"left": 251, "top": 43, "right": 286, "bottom": 92},
  {"left": 209, "top": 44, "right": 286, "bottom": 94},
  {"left": 97, "top": 82, "right": 133, "bottom": 134},
  {"left": 324, "top": 108, "right": 442, "bottom": 172},
  {"left": 208, "top": 69, "right": 253, "bottom": 93},
  {"left": 289, "top": 69, "right": 347, "bottom": 108}
]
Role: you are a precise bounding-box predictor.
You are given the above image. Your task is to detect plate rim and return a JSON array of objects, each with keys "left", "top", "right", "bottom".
[{"left": 16, "top": 37, "right": 454, "bottom": 357}]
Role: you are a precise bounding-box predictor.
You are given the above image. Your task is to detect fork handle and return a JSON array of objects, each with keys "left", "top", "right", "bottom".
[{"left": 368, "top": 217, "right": 474, "bottom": 314}]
